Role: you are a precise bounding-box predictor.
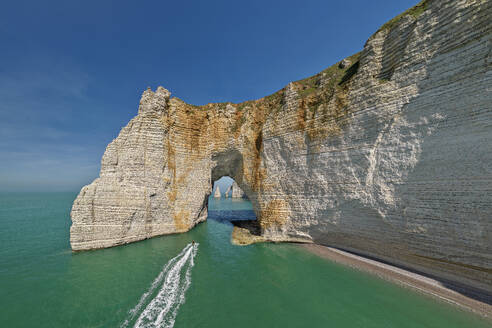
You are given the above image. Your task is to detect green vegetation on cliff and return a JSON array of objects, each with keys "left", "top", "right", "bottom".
[{"left": 379, "top": 0, "right": 429, "bottom": 32}]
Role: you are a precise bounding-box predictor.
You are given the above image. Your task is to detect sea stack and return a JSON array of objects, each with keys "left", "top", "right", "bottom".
[
  {"left": 230, "top": 181, "right": 245, "bottom": 198},
  {"left": 213, "top": 186, "right": 221, "bottom": 198}
]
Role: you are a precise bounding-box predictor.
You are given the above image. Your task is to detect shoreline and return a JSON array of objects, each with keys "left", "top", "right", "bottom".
[{"left": 301, "top": 244, "right": 492, "bottom": 320}]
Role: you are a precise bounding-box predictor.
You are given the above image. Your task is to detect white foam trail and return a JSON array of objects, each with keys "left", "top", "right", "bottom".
[{"left": 120, "top": 243, "right": 198, "bottom": 328}]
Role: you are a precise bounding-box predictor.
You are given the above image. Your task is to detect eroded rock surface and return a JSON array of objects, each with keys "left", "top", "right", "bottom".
[
  {"left": 71, "top": 0, "right": 492, "bottom": 290},
  {"left": 213, "top": 186, "right": 221, "bottom": 198},
  {"left": 226, "top": 181, "right": 245, "bottom": 198}
]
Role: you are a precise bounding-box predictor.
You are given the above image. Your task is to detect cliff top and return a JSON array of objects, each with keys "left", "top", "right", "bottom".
[{"left": 142, "top": 0, "right": 431, "bottom": 115}]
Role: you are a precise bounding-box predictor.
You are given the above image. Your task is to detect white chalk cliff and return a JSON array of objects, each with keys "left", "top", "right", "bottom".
[
  {"left": 226, "top": 181, "right": 245, "bottom": 198},
  {"left": 213, "top": 185, "right": 221, "bottom": 198},
  {"left": 71, "top": 0, "right": 492, "bottom": 291}
]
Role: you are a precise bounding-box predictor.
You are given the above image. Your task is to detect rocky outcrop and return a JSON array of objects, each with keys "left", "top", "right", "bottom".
[
  {"left": 213, "top": 186, "right": 221, "bottom": 198},
  {"left": 71, "top": 0, "right": 492, "bottom": 290},
  {"left": 226, "top": 181, "right": 245, "bottom": 198}
]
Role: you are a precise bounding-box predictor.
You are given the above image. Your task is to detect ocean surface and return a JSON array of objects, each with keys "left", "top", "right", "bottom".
[{"left": 0, "top": 192, "right": 489, "bottom": 328}]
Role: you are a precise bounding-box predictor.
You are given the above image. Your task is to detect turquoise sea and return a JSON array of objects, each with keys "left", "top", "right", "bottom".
[{"left": 0, "top": 192, "right": 490, "bottom": 327}]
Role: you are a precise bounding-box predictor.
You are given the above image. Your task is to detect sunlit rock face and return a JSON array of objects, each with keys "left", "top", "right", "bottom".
[
  {"left": 213, "top": 186, "right": 221, "bottom": 198},
  {"left": 71, "top": 0, "right": 491, "bottom": 290},
  {"left": 226, "top": 181, "right": 245, "bottom": 198}
]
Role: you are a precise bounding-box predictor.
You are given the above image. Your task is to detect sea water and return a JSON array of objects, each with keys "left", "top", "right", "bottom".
[{"left": 0, "top": 192, "right": 489, "bottom": 327}]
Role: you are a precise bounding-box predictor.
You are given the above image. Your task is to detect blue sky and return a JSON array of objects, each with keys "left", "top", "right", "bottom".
[{"left": 0, "top": 0, "right": 418, "bottom": 191}]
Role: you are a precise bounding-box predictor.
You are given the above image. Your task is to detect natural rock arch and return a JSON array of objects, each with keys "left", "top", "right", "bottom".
[
  {"left": 70, "top": 86, "right": 304, "bottom": 253},
  {"left": 70, "top": 0, "right": 491, "bottom": 291}
]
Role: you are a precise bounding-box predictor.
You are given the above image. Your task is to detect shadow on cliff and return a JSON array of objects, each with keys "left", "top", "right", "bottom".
[
  {"left": 330, "top": 0, "right": 492, "bottom": 305},
  {"left": 387, "top": 0, "right": 492, "bottom": 303}
]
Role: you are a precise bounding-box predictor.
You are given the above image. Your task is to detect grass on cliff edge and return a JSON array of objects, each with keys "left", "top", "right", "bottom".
[
  {"left": 378, "top": 0, "right": 429, "bottom": 33},
  {"left": 166, "top": 1, "right": 430, "bottom": 113},
  {"left": 295, "top": 52, "right": 361, "bottom": 98}
]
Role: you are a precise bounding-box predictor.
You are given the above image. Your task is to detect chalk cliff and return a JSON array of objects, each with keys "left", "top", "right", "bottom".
[
  {"left": 213, "top": 186, "right": 221, "bottom": 198},
  {"left": 226, "top": 181, "right": 245, "bottom": 198},
  {"left": 71, "top": 0, "right": 492, "bottom": 290}
]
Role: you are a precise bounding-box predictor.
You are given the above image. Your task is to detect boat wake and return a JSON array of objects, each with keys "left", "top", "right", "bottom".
[{"left": 120, "top": 242, "right": 199, "bottom": 328}]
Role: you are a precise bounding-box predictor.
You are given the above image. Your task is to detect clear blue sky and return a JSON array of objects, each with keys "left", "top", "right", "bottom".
[{"left": 0, "top": 0, "right": 418, "bottom": 192}]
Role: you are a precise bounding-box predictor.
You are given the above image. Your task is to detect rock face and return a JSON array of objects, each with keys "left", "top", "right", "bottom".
[
  {"left": 213, "top": 185, "right": 221, "bottom": 198},
  {"left": 71, "top": 0, "right": 492, "bottom": 290},
  {"left": 338, "top": 59, "right": 351, "bottom": 69},
  {"left": 226, "top": 181, "right": 245, "bottom": 198}
]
